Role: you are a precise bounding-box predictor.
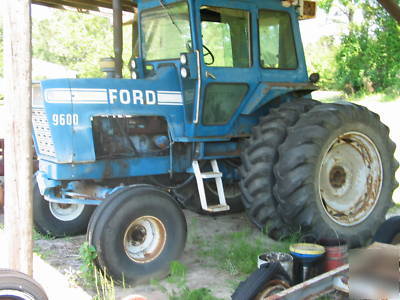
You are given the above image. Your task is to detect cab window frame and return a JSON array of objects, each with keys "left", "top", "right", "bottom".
[
  {"left": 140, "top": 0, "right": 193, "bottom": 62},
  {"left": 258, "top": 9, "right": 298, "bottom": 70},
  {"left": 199, "top": 5, "right": 253, "bottom": 69}
]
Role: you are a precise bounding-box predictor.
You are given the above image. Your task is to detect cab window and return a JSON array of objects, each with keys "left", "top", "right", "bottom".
[
  {"left": 259, "top": 10, "right": 297, "bottom": 69},
  {"left": 200, "top": 6, "right": 251, "bottom": 68}
]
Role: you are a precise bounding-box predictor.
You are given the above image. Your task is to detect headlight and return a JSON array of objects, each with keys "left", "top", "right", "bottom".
[
  {"left": 130, "top": 59, "right": 137, "bottom": 70},
  {"left": 131, "top": 71, "right": 138, "bottom": 79},
  {"left": 180, "top": 67, "right": 189, "bottom": 79},
  {"left": 180, "top": 53, "right": 188, "bottom": 65}
]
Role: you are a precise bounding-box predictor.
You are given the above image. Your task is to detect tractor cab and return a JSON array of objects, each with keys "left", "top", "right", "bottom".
[{"left": 130, "top": 0, "right": 316, "bottom": 137}]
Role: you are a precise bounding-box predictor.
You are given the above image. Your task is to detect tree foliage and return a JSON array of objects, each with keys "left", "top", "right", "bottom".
[
  {"left": 33, "top": 10, "right": 114, "bottom": 78},
  {"left": 335, "top": 1, "right": 400, "bottom": 94}
]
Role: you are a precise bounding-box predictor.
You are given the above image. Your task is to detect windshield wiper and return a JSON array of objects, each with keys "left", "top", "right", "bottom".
[{"left": 159, "top": 0, "right": 183, "bottom": 34}]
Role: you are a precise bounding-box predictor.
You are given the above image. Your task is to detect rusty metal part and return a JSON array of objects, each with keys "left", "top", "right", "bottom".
[
  {"left": 318, "top": 131, "right": 383, "bottom": 226},
  {"left": 256, "top": 279, "right": 291, "bottom": 300},
  {"left": 123, "top": 216, "right": 167, "bottom": 264},
  {"left": 266, "top": 265, "right": 349, "bottom": 300}
]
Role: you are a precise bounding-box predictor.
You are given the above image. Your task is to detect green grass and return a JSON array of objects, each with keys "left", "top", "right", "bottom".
[
  {"left": 195, "top": 229, "right": 301, "bottom": 277},
  {"left": 152, "top": 261, "right": 223, "bottom": 300},
  {"left": 312, "top": 90, "right": 400, "bottom": 104},
  {"left": 33, "top": 246, "right": 55, "bottom": 259},
  {"left": 33, "top": 229, "right": 56, "bottom": 241},
  {"left": 345, "top": 91, "right": 400, "bottom": 103}
]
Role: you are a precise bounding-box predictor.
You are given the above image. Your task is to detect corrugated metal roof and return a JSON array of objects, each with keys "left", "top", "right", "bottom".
[{"left": 32, "top": 0, "right": 136, "bottom": 12}]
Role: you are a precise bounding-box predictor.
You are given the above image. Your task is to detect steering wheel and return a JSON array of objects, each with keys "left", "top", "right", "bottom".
[{"left": 203, "top": 45, "right": 215, "bottom": 65}]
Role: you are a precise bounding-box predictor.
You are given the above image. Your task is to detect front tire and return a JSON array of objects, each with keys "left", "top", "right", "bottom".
[
  {"left": 33, "top": 180, "right": 95, "bottom": 237},
  {"left": 274, "top": 102, "right": 398, "bottom": 247},
  {"left": 88, "top": 185, "right": 187, "bottom": 284}
]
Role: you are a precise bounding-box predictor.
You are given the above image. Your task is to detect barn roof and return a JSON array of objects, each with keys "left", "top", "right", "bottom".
[{"left": 32, "top": 0, "right": 136, "bottom": 12}]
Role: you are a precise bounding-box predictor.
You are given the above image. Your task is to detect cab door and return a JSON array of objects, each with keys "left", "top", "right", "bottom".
[{"left": 193, "top": 1, "right": 258, "bottom": 137}]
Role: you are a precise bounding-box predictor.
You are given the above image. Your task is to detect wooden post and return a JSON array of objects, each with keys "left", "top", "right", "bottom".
[{"left": 3, "top": 0, "right": 33, "bottom": 276}]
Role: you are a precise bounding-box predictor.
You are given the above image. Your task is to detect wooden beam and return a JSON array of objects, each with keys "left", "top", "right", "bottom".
[
  {"left": 3, "top": 0, "right": 34, "bottom": 276},
  {"left": 32, "top": 0, "right": 135, "bottom": 12},
  {"left": 377, "top": 0, "right": 400, "bottom": 23}
]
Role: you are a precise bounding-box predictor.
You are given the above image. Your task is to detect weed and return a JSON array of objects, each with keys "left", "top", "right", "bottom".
[
  {"left": 33, "top": 229, "right": 55, "bottom": 241},
  {"left": 198, "top": 230, "right": 302, "bottom": 276},
  {"left": 153, "top": 261, "right": 222, "bottom": 300},
  {"left": 94, "top": 267, "right": 115, "bottom": 300},
  {"left": 169, "top": 287, "right": 222, "bottom": 300},
  {"left": 79, "top": 242, "right": 116, "bottom": 299},
  {"left": 79, "top": 242, "right": 98, "bottom": 286},
  {"left": 33, "top": 245, "right": 55, "bottom": 259},
  {"left": 0, "top": 223, "right": 3, "bottom": 230},
  {"left": 167, "top": 260, "right": 187, "bottom": 285}
]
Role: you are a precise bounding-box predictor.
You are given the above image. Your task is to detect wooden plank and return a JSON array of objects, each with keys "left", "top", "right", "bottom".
[
  {"left": 32, "top": 0, "right": 136, "bottom": 12},
  {"left": 3, "top": 0, "right": 34, "bottom": 276}
]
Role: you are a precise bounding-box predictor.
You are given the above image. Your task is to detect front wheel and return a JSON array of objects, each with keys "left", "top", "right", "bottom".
[
  {"left": 33, "top": 180, "right": 95, "bottom": 237},
  {"left": 274, "top": 102, "right": 398, "bottom": 247},
  {"left": 88, "top": 185, "right": 187, "bottom": 284}
]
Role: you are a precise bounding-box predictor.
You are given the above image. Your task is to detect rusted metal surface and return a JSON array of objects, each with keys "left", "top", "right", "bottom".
[
  {"left": 319, "top": 131, "right": 382, "bottom": 226},
  {"left": 257, "top": 279, "right": 291, "bottom": 300},
  {"left": 32, "top": 0, "right": 136, "bottom": 12},
  {"left": 266, "top": 264, "right": 349, "bottom": 300}
]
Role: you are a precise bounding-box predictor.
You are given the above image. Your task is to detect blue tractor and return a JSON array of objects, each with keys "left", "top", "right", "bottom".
[{"left": 32, "top": 0, "right": 398, "bottom": 283}]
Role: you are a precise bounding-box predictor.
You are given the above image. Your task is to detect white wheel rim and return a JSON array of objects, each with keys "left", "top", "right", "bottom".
[
  {"left": 123, "top": 216, "right": 166, "bottom": 263},
  {"left": 49, "top": 203, "right": 85, "bottom": 221},
  {"left": 319, "top": 131, "right": 383, "bottom": 226}
]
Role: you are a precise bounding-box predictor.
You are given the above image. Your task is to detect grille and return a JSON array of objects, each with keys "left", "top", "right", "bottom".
[{"left": 32, "top": 108, "right": 56, "bottom": 157}]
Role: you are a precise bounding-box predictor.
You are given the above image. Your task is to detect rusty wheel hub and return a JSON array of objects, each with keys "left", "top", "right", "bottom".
[
  {"left": 123, "top": 216, "right": 167, "bottom": 263},
  {"left": 319, "top": 131, "right": 383, "bottom": 226}
]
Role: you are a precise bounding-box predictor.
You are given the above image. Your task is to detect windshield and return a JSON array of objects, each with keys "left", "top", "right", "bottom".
[{"left": 141, "top": 2, "right": 192, "bottom": 61}]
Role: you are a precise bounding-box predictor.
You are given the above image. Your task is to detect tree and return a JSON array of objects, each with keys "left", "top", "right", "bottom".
[{"left": 335, "top": 0, "right": 400, "bottom": 93}]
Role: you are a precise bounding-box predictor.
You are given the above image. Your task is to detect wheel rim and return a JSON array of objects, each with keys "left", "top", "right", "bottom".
[
  {"left": 0, "top": 290, "right": 35, "bottom": 300},
  {"left": 319, "top": 131, "right": 383, "bottom": 226},
  {"left": 256, "top": 279, "right": 290, "bottom": 299},
  {"left": 123, "top": 216, "right": 167, "bottom": 263},
  {"left": 49, "top": 203, "right": 85, "bottom": 221}
]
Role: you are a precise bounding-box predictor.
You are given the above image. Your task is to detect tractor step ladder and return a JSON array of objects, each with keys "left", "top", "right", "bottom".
[{"left": 192, "top": 160, "right": 230, "bottom": 213}]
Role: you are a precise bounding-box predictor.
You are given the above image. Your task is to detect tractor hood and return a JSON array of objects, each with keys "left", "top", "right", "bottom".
[{"left": 33, "top": 66, "right": 187, "bottom": 163}]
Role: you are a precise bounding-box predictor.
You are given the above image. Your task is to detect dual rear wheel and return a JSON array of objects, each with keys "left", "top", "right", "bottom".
[{"left": 241, "top": 100, "right": 398, "bottom": 247}]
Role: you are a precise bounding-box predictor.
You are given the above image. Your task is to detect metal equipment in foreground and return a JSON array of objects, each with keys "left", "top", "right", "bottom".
[
  {"left": 266, "top": 264, "right": 349, "bottom": 300},
  {"left": 30, "top": 0, "right": 398, "bottom": 284}
]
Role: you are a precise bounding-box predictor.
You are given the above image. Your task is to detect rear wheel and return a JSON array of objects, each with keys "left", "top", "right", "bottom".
[
  {"left": 0, "top": 269, "right": 48, "bottom": 300},
  {"left": 88, "top": 185, "right": 187, "bottom": 284},
  {"left": 33, "top": 180, "right": 95, "bottom": 237},
  {"left": 373, "top": 216, "right": 400, "bottom": 245},
  {"left": 240, "top": 99, "right": 319, "bottom": 238},
  {"left": 274, "top": 102, "right": 398, "bottom": 247}
]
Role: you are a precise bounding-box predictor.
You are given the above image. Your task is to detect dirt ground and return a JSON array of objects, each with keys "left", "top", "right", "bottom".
[{"left": 1, "top": 93, "right": 400, "bottom": 299}]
